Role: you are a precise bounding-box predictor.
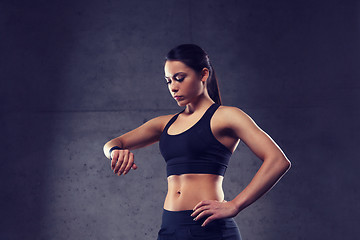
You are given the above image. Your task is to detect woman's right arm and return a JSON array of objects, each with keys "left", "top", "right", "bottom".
[{"left": 103, "top": 114, "right": 173, "bottom": 175}]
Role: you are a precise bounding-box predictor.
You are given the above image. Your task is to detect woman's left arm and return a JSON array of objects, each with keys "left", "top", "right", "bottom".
[{"left": 192, "top": 107, "right": 291, "bottom": 226}]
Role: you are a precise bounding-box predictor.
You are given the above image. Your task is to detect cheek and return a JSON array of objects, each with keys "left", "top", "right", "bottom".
[{"left": 189, "top": 80, "right": 203, "bottom": 94}]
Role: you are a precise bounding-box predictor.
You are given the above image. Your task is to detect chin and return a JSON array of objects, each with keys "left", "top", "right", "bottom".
[
  {"left": 176, "top": 100, "right": 187, "bottom": 107},
  {"left": 177, "top": 102, "right": 186, "bottom": 107}
]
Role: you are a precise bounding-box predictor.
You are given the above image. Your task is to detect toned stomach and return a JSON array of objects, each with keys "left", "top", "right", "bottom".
[{"left": 163, "top": 174, "right": 225, "bottom": 211}]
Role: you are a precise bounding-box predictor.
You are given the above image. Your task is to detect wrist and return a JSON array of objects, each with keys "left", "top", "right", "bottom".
[
  {"left": 231, "top": 196, "right": 249, "bottom": 213},
  {"left": 109, "top": 146, "right": 122, "bottom": 160}
]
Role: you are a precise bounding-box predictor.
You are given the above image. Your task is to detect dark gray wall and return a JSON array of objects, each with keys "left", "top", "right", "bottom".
[{"left": 1, "top": 0, "right": 359, "bottom": 239}]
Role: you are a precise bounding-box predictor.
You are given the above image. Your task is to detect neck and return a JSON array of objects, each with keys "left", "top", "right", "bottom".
[{"left": 184, "top": 95, "right": 214, "bottom": 114}]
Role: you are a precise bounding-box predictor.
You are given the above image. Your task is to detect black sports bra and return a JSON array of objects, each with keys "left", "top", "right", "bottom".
[{"left": 159, "top": 103, "right": 232, "bottom": 177}]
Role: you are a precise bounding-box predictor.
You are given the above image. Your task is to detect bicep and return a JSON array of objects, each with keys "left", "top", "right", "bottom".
[
  {"left": 227, "top": 108, "right": 284, "bottom": 161},
  {"left": 116, "top": 115, "right": 169, "bottom": 150}
]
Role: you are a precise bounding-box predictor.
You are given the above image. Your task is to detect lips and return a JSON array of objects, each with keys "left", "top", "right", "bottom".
[{"left": 174, "top": 95, "right": 183, "bottom": 101}]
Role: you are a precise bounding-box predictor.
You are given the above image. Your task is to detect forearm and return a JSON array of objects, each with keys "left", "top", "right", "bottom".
[
  {"left": 103, "top": 138, "right": 124, "bottom": 159},
  {"left": 231, "top": 156, "right": 291, "bottom": 212}
]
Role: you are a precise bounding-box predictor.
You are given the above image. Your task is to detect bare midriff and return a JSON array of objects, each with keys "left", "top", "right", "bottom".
[{"left": 163, "top": 173, "right": 225, "bottom": 211}]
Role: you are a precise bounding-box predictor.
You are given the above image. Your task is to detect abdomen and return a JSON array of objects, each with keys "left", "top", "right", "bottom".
[{"left": 163, "top": 174, "right": 225, "bottom": 211}]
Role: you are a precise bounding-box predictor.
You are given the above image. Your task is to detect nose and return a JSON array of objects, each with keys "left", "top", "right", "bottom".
[{"left": 169, "top": 81, "right": 179, "bottom": 93}]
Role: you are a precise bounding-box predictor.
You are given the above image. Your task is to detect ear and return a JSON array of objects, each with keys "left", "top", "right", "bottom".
[{"left": 200, "top": 67, "right": 210, "bottom": 83}]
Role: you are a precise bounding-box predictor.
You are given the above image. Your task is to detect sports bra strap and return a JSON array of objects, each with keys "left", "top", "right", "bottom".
[{"left": 162, "top": 109, "right": 184, "bottom": 133}]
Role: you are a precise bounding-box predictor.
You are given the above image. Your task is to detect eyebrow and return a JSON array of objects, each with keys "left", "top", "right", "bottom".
[{"left": 164, "top": 72, "right": 186, "bottom": 79}]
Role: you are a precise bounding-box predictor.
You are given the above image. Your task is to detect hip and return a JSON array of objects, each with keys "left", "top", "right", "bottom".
[{"left": 157, "top": 209, "right": 241, "bottom": 240}]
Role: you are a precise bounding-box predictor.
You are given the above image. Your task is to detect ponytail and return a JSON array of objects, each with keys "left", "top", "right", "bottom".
[{"left": 207, "top": 63, "right": 222, "bottom": 105}]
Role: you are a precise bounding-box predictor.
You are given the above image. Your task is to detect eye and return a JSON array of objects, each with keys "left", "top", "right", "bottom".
[
  {"left": 174, "top": 75, "right": 185, "bottom": 82},
  {"left": 164, "top": 73, "right": 186, "bottom": 84},
  {"left": 164, "top": 77, "right": 171, "bottom": 85}
]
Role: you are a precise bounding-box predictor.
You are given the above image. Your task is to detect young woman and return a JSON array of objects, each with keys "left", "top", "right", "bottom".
[{"left": 103, "top": 44, "right": 291, "bottom": 240}]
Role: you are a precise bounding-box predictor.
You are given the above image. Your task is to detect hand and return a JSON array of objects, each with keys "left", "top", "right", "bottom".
[
  {"left": 111, "top": 149, "right": 138, "bottom": 176},
  {"left": 191, "top": 199, "right": 239, "bottom": 227}
]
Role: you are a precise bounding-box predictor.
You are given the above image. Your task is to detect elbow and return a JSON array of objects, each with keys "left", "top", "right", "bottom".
[
  {"left": 280, "top": 157, "right": 291, "bottom": 173},
  {"left": 286, "top": 159, "right": 291, "bottom": 169},
  {"left": 266, "top": 155, "right": 291, "bottom": 173}
]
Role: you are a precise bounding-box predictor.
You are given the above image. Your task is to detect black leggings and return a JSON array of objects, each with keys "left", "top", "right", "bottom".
[{"left": 157, "top": 209, "right": 242, "bottom": 240}]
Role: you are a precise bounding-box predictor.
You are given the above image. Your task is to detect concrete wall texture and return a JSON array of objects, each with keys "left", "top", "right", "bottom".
[{"left": 1, "top": 0, "right": 359, "bottom": 239}]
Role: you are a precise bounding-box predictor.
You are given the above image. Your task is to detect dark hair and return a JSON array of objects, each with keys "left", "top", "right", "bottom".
[{"left": 165, "top": 44, "right": 222, "bottom": 105}]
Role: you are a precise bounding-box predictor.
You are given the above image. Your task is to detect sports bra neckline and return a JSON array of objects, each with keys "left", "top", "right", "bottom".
[{"left": 166, "top": 103, "right": 217, "bottom": 136}]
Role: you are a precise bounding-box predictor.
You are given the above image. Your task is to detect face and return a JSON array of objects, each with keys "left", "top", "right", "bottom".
[{"left": 164, "top": 60, "right": 207, "bottom": 106}]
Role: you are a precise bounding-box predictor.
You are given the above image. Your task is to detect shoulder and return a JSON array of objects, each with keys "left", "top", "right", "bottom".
[
  {"left": 215, "top": 105, "right": 253, "bottom": 123},
  {"left": 214, "top": 105, "right": 259, "bottom": 131},
  {"left": 146, "top": 113, "right": 177, "bottom": 132},
  {"left": 152, "top": 114, "right": 176, "bottom": 124}
]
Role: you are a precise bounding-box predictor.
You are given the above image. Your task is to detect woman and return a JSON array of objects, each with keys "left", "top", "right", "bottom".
[{"left": 103, "top": 44, "right": 291, "bottom": 240}]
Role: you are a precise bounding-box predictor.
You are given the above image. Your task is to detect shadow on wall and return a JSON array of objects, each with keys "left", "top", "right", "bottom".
[{"left": 0, "top": 1, "right": 75, "bottom": 239}]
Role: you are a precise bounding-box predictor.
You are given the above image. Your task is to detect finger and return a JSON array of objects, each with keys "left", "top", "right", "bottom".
[
  {"left": 111, "top": 150, "right": 119, "bottom": 170},
  {"left": 201, "top": 215, "right": 217, "bottom": 227},
  {"left": 193, "top": 200, "right": 211, "bottom": 211},
  {"left": 114, "top": 150, "right": 124, "bottom": 173},
  {"left": 132, "top": 163, "right": 138, "bottom": 170},
  {"left": 191, "top": 205, "right": 210, "bottom": 217},
  {"left": 118, "top": 150, "right": 129, "bottom": 175},
  {"left": 194, "top": 209, "right": 213, "bottom": 221},
  {"left": 123, "top": 152, "right": 134, "bottom": 175}
]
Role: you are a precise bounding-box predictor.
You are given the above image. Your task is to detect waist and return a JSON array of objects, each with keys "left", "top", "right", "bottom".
[{"left": 160, "top": 208, "right": 236, "bottom": 228}]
